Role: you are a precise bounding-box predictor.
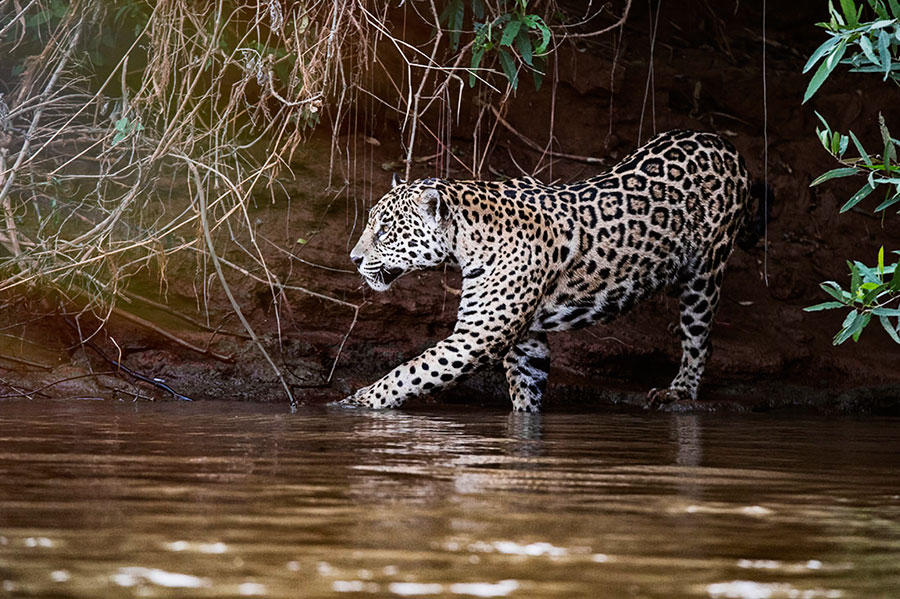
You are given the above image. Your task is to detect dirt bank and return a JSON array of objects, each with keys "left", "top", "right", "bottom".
[{"left": 2, "top": 1, "right": 899, "bottom": 413}]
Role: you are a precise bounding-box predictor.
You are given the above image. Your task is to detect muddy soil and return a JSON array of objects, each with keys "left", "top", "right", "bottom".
[{"left": 2, "top": 1, "right": 899, "bottom": 412}]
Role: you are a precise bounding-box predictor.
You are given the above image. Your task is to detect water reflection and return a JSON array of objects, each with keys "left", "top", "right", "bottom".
[{"left": 0, "top": 401, "right": 898, "bottom": 598}]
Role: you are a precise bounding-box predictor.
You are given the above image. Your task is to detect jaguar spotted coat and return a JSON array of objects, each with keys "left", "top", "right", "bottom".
[{"left": 345, "top": 130, "right": 760, "bottom": 412}]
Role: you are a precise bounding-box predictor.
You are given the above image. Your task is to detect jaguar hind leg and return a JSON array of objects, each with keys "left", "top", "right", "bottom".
[
  {"left": 649, "top": 261, "right": 724, "bottom": 406},
  {"left": 504, "top": 332, "right": 550, "bottom": 412}
]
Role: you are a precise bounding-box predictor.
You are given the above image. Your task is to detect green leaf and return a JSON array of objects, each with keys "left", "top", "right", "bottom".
[
  {"left": 850, "top": 262, "right": 862, "bottom": 295},
  {"left": 501, "top": 19, "right": 522, "bottom": 47},
  {"left": 804, "top": 301, "right": 847, "bottom": 311},
  {"left": 810, "top": 167, "right": 858, "bottom": 186},
  {"left": 497, "top": 48, "right": 518, "bottom": 90},
  {"left": 852, "top": 313, "right": 871, "bottom": 341},
  {"left": 515, "top": 28, "right": 533, "bottom": 65},
  {"left": 879, "top": 315, "right": 900, "bottom": 342},
  {"left": 839, "top": 0, "right": 859, "bottom": 26},
  {"left": 877, "top": 29, "right": 893, "bottom": 80},
  {"left": 849, "top": 130, "right": 873, "bottom": 166},
  {"left": 803, "top": 40, "right": 847, "bottom": 103},
  {"left": 821, "top": 281, "right": 850, "bottom": 301},
  {"left": 879, "top": 113, "right": 896, "bottom": 164},
  {"left": 858, "top": 34, "right": 881, "bottom": 67},
  {"left": 874, "top": 190, "right": 900, "bottom": 211},
  {"left": 532, "top": 17, "right": 551, "bottom": 54},
  {"left": 834, "top": 310, "right": 865, "bottom": 344},
  {"left": 297, "top": 237, "right": 307, "bottom": 245},
  {"left": 868, "top": 0, "right": 890, "bottom": 19},
  {"left": 532, "top": 54, "right": 546, "bottom": 90},
  {"left": 814, "top": 110, "right": 831, "bottom": 131},
  {"left": 861, "top": 283, "right": 886, "bottom": 305},
  {"left": 439, "top": 0, "right": 465, "bottom": 52},
  {"left": 879, "top": 246, "right": 885, "bottom": 276},
  {"left": 889, "top": 0, "right": 900, "bottom": 17},
  {"left": 873, "top": 306, "right": 900, "bottom": 316},
  {"left": 840, "top": 182, "right": 876, "bottom": 212},
  {"left": 804, "top": 36, "right": 841, "bottom": 73}
]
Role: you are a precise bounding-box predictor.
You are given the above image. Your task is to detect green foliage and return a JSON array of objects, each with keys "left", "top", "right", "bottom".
[
  {"left": 440, "top": 0, "right": 550, "bottom": 91},
  {"left": 112, "top": 116, "right": 144, "bottom": 145},
  {"left": 803, "top": 0, "right": 900, "bottom": 102},
  {"left": 805, "top": 248, "right": 900, "bottom": 344},
  {"left": 804, "top": 0, "right": 900, "bottom": 344}
]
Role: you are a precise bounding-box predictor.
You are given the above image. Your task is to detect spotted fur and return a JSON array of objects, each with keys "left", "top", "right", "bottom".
[{"left": 346, "top": 130, "right": 755, "bottom": 412}]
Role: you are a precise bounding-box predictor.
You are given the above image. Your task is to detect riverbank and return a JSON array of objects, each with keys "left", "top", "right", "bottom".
[{"left": 1, "top": 1, "right": 898, "bottom": 412}]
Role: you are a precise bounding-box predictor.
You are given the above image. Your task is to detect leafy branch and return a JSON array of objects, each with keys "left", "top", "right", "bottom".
[
  {"left": 805, "top": 247, "right": 900, "bottom": 344},
  {"left": 441, "top": 0, "right": 552, "bottom": 91},
  {"left": 803, "top": 0, "right": 900, "bottom": 344}
]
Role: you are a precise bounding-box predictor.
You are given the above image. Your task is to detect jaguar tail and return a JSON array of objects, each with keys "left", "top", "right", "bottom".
[{"left": 736, "top": 180, "right": 773, "bottom": 251}]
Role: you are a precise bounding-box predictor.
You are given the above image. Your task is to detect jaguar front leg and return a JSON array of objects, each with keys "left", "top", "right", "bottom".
[
  {"left": 503, "top": 331, "right": 550, "bottom": 412},
  {"left": 342, "top": 271, "right": 546, "bottom": 410}
]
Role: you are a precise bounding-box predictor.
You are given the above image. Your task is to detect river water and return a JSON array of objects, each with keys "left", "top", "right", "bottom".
[{"left": 0, "top": 400, "right": 898, "bottom": 598}]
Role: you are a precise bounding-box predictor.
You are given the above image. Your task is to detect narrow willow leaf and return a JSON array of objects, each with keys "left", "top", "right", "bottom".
[
  {"left": 874, "top": 190, "right": 900, "bottom": 211},
  {"left": 852, "top": 313, "right": 872, "bottom": 342},
  {"left": 849, "top": 130, "right": 873, "bottom": 166},
  {"left": 821, "top": 281, "right": 850, "bottom": 301},
  {"left": 850, "top": 263, "right": 862, "bottom": 295},
  {"left": 839, "top": 0, "right": 859, "bottom": 25},
  {"left": 879, "top": 315, "right": 900, "bottom": 342},
  {"left": 868, "top": 0, "right": 890, "bottom": 19},
  {"left": 880, "top": 113, "right": 896, "bottom": 163},
  {"left": 804, "top": 40, "right": 847, "bottom": 102},
  {"left": 862, "top": 283, "right": 886, "bottom": 305},
  {"left": 840, "top": 182, "right": 876, "bottom": 212},
  {"left": 804, "top": 301, "right": 847, "bottom": 311},
  {"left": 804, "top": 37, "right": 841, "bottom": 73},
  {"left": 810, "top": 167, "right": 858, "bottom": 186},
  {"left": 873, "top": 307, "right": 900, "bottom": 316},
  {"left": 889, "top": 0, "right": 900, "bottom": 17},
  {"left": 878, "top": 28, "right": 892, "bottom": 80},
  {"left": 834, "top": 312, "right": 863, "bottom": 344},
  {"left": 859, "top": 34, "right": 881, "bottom": 65},
  {"left": 879, "top": 246, "right": 886, "bottom": 276}
]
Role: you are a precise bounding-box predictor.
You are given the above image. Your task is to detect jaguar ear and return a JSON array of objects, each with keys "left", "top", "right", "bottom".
[
  {"left": 391, "top": 173, "right": 406, "bottom": 189},
  {"left": 416, "top": 187, "right": 448, "bottom": 226}
]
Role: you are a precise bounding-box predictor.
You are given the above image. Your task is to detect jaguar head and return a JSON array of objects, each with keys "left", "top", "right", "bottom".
[{"left": 350, "top": 176, "right": 451, "bottom": 292}]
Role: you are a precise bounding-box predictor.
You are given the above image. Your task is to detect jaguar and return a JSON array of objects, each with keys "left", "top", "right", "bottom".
[{"left": 344, "top": 129, "right": 764, "bottom": 411}]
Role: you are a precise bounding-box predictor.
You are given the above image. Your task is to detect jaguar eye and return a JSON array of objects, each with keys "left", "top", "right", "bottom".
[{"left": 375, "top": 223, "right": 390, "bottom": 241}]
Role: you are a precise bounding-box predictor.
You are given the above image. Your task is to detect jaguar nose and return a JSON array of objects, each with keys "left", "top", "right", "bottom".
[{"left": 351, "top": 254, "right": 363, "bottom": 267}]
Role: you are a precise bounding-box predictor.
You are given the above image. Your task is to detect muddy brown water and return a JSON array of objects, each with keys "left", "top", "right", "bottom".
[{"left": 0, "top": 401, "right": 898, "bottom": 598}]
